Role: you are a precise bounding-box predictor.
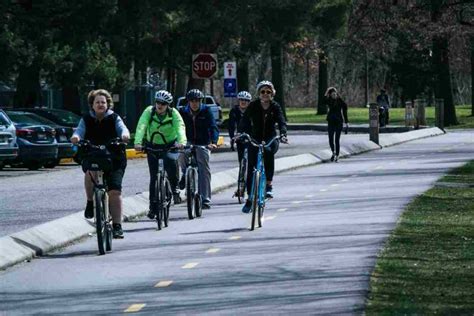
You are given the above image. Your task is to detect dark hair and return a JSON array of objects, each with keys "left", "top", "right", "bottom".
[{"left": 324, "top": 87, "right": 338, "bottom": 97}]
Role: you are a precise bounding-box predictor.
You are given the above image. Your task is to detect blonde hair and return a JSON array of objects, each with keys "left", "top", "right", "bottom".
[
  {"left": 88, "top": 89, "right": 114, "bottom": 109},
  {"left": 324, "top": 87, "right": 338, "bottom": 97}
]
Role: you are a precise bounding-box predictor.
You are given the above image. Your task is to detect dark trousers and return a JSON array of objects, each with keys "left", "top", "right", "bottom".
[
  {"left": 328, "top": 122, "right": 343, "bottom": 156},
  {"left": 246, "top": 141, "right": 279, "bottom": 194},
  {"left": 147, "top": 151, "right": 179, "bottom": 203},
  {"left": 236, "top": 142, "right": 247, "bottom": 163}
]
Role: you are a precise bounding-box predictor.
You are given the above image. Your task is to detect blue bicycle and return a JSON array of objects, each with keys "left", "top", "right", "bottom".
[{"left": 237, "top": 133, "right": 283, "bottom": 230}]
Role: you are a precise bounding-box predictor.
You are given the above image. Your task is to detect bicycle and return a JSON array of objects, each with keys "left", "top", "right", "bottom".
[
  {"left": 79, "top": 138, "right": 125, "bottom": 255},
  {"left": 143, "top": 143, "right": 175, "bottom": 231},
  {"left": 180, "top": 145, "right": 208, "bottom": 220},
  {"left": 236, "top": 133, "right": 283, "bottom": 231},
  {"left": 232, "top": 140, "right": 248, "bottom": 204}
]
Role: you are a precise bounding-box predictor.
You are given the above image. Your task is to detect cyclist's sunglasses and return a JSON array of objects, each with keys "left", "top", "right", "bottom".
[
  {"left": 155, "top": 101, "right": 168, "bottom": 106},
  {"left": 260, "top": 90, "right": 273, "bottom": 95}
]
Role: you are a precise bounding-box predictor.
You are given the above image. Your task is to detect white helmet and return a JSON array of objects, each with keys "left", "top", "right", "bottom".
[
  {"left": 154, "top": 90, "right": 173, "bottom": 105},
  {"left": 256, "top": 80, "right": 275, "bottom": 95},
  {"left": 237, "top": 91, "right": 252, "bottom": 101}
]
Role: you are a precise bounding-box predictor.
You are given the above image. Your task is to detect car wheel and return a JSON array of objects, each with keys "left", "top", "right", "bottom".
[
  {"left": 0, "top": 162, "right": 4, "bottom": 171},
  {"left": 43, "top": 160, "right": 58, "bottom": 168},
  {"left": 25, "top": 162, "right": 41, "bottom": 170}
]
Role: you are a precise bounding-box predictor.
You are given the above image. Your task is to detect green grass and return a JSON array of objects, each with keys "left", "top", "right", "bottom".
[
  {"left": 365, "top": 161, "right": 474, "bottom": 314},
  {"left": 222, "top": 105, "right": 473, "bottom": 128}
]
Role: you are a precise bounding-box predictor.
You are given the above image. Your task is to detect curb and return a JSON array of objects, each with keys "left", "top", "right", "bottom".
[{"left": 0, "top": 127, "right": 445, "bottom": 270}]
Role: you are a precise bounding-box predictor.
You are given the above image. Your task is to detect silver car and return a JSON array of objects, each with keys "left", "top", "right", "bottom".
[{"left": 0, "top": 109, "right": 18, "bottom": 170}]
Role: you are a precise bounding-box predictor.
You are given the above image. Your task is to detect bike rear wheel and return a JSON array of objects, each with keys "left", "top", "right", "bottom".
[
  {"left": 237, "top": 157, "right": 247, "bottom": 204},
  {"left": 186, "top": 168, "right": 196, "bottom": 220},
  {"left": 250, "top": 171, "right": 260, "bottom": 231},
  {"left": 164, "top": 177, "right": 172, "bottom": 227},
  {"left": 95, "top": 189, "right": 107, "bottom": 255},
  {"left": 194, "top": 194, "right": 202, "bottom": 218}
]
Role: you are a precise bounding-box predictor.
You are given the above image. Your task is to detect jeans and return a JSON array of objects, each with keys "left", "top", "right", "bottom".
[
  {"left": 179, "top": 146, "right": 212, "bottom": 204},
  {"left": 328, "top": 122, "right": 343, "bottom": 156}
]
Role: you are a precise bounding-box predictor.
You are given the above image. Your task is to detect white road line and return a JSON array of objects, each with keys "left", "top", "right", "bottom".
[
  {"left": 229, "top": 236, "right": 242, "bottom": 240},
  {"left": 124, "top": 304, "right": 146, "bottom": 313},
  {"left": 265, "top": 216, "right": 276, "bottom": 221},
  {"left": 206, "top": 248, "right": 221, "bottom": 254},
  {"left": 277, "top": 208, "right": 287, "bottom": 212},
  {"left": 155, "top": 280, "right": 173, "bottom": 288},
  {"left": 305, "top": 194, "right": 315, "bottom": 198},
  {"left": 292, "top": 201, "right": 303, "bottom": 204},
  {"left": 320, "top": 189, "right": 327, "bottom": 192},
  {"left": 182, "top": 262, "right": 199, "bottom": 269},
  {"left": 330, "top": 184, "right": 339, "bottom": 187}
]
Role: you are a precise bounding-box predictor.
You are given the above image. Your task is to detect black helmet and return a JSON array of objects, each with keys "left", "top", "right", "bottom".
[{"left": 186, "top": 89, "right": 204, "bottom": 100}]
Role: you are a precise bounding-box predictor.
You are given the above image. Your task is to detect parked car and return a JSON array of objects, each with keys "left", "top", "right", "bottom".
[
  {"left": 16, "top": 107, "right": 81, "bottom": 128},
  {"left": 3, "top": 110, "right": 59, "bottom": 170},
  {"left": 176, "top": 95, "right": 223, "bottom": 126},
  {"left": 0, "top": 109, "right": 18, "bottom": 170}
]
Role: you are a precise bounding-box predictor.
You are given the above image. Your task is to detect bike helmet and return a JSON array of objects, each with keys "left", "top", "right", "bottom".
[
  {"left": 154, "top": 90, "right": 173, "bottom": 105},
  {"left": 237, "top": 91, "right": 252, "bottom": 101},
  {"left": 186, "top": 89, "right": 204, "bottom": 100},
  {"left": 256, "top": 80, "right": 275, "bottom": 95}
]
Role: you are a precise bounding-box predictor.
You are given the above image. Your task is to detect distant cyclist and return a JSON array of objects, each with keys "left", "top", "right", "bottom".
[
  {"left": 238, "top": 81, "right": 287, "bottom": 213},
  {"left": 134, "top": 90, "right": 186, "bottom": 219},
  {"left": 228, "top": 91, "right": 252, "bottom": 162},
  {"left": 178, "top": 89, "right": 219, "bottom": 209},
  {"left": 71, "top": 89, "right": 130, "bottom": 239}
]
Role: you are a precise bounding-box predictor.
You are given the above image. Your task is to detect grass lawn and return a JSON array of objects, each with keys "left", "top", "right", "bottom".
[
  {"left": 365, "top": 161, "right": 474, "bottom": 314},
  {"left": 222, "top": 105, "right": 473, "bottom": 129}
]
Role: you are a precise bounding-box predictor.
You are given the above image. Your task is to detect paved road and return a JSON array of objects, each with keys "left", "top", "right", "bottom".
[
  {"left": 0, "top": 131, "right": 472, "bottom": 315},
  {"left": 0, "top": 131, "right": 370, "bottom": 236}
]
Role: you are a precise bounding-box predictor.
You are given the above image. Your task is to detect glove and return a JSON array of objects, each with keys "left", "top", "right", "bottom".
[
  {"left": 280, "top": 134, "right": 288, "bottom": 144},
  {"left": 344, "top": 123, "right": 349, "bottom": 135},
  {"left": 230, "top": 139, "right": 235, "bottom": 151}
]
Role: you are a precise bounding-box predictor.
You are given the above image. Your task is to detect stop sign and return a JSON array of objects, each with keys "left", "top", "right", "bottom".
[{"left": 192, "top": 54, "right": 218, "bottom": 79}]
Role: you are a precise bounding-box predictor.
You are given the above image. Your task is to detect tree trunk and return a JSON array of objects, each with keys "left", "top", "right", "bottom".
[
  {"left": 432, "top": 36, "right": 457, "bottom": 126},
  {"left": 271, "top": 40, "right": 286, "bottom": 119},
  {"left": 175, "top": 71, "right": 187, "bottom": 98},
  {"left": 14, "top": 63, "right": 42, "bottom": 108},
  {"left": 317, "top": 51, "right": 328, "bottom": 115},
  {"left": 62, "top": 85, "right": 81, "bottom": 114},
  {"left": 237, "top": 58, "right": 249, "bottom": 92},
  {"left": 471, "top": 35, "right": 474, "bottom": 116}
]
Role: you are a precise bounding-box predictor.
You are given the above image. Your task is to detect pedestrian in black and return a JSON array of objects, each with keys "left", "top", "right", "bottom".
[
  {"left": 376, "top": 89, "right": 390, "bottom": 126},
  {"left": 324, "top": 87, "right": 349, "bottom": 163}
]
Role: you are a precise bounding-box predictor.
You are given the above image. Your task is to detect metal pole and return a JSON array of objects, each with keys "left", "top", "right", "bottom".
[{"left": 369, "top": 103, "right": 379, "bottom": 144}]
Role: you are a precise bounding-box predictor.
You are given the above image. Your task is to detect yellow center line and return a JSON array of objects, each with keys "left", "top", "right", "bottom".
[
  {"left": 124, "top": 304, "right": 146, "bottom": 313},
  {"left": 155, "top": 280, "right": 173, "bottom": 288},
  {"left": 265, "top": 215, "right": 276, "bottom": 221},
  {"left": 277, "top": 208, "right": 287, "bottom": 212},
  {"left": 182, "top": 262, "right": 199, "bottom": 269},
  {"left": 229, "top": 236, "right": 241, "bottom": 240},
  {"left": 206, "top": 248, "right": 221, "bottom": 254}
]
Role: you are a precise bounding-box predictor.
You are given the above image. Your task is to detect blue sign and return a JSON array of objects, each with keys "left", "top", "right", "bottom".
[{"left": 224, "top": 78, "right": 237, "bottom": 98}]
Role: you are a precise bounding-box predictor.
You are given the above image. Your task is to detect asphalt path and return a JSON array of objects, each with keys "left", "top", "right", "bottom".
[
  {"left": 0, "top": 130, "right": 472, "bottom": 315},
  {"left": 0, "top": 131, "right": 369, "bottom": 236}
]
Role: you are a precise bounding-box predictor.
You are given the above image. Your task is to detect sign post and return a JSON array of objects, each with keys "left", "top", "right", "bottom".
[
  {"left": 192, "top": 54, "right": 218, "bottom": 79},
  {"left": 223, "top": 61, "right": 237, "bottom": 98},
  {"left": 369, "top": 103, "right": 379, "bottom": 145}
]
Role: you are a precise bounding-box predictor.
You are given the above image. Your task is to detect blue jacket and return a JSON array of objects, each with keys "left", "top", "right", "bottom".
[{"left": 178, "top": 104, "right": 219, "bottom": 145}]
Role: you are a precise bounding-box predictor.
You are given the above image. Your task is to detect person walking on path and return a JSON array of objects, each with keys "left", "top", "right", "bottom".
[
  {"left": 324, "top": 87, "right": 349, "bottom": 163},
  {"left": 376, "top": 89, "right": 390, "bottom": 126}
]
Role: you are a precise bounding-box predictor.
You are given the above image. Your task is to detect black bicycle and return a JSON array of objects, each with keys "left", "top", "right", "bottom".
[
  {"left": 181, "top": 145, "right": 208, "bottom": 219},
  {"left": 233, "top": 140, "right": 248, "bottom": 204},
  {"left": 79, "top": 138, "right": 125, "bottom": 255},
  {"left": 144, "top": 143, "right": 174, "bottom": 230}
]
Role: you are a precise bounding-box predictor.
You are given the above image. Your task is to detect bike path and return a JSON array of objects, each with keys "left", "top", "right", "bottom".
[{"left": 1, "top": 130, "right": 472, "bottom": 315}]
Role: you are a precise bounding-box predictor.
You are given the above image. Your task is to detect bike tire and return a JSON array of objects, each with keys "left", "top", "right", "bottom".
[
  {"left": 237, "top": 157, "right": 247, "bottom": 204},
  {"left": 155, "top": 178, "right": 163, "bottom": 230},
  {"left": 164, "top": 178, "right": 171, "bottom": 227},
  {"left": 195, "top": 194, "right": 202, "bottom": 218},
  {"left": 95, "top": 190, "right": 107, "bottom": 255},
  {"left": 250, "top": 171, "right": 260, "bottom": 231},
  {"left": 105, "top": 222, "right": 112, "bottom": 251},
  {"left": 186, "top": 168, "right": 195, "bottom": 220}
]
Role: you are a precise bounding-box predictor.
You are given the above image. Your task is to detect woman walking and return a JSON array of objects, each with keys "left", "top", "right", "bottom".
[{"left": 325, "top": 87, "right": 349, "bottom": 162}]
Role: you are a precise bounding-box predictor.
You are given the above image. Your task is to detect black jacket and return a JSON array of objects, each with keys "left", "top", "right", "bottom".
[
  {"left": 325, "top": 97, "right": 349, "bottom": 125},
  {"left": 238, "top": 100, "right": 287, "bottom": 142},
  {"left": 228, "top": 105, "right": 250, "bottom": 139}
]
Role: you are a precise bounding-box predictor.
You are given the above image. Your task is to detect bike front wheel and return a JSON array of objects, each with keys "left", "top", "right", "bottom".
[
  {"left": 250, "top": 171, "right": 260, "bottom": 231},
  {"left": 163, "top": 177, "right": 172, "bottom": 227},
  {"left": 155, "top": 178, "right": 163, "bottom": 230},
  {"left": 186, "top": 168, "right": 196, "bottom": 220},
  {"left": 94, "top": 189, "right": 107, "bottom": 255},
  {"left": 237, "top": 157, "right": 247, "bottom": 204}
]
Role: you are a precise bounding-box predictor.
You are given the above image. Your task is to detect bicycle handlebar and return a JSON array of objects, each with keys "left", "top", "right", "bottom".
[
  {"left": 235, "top": 133, "right": 285, "bottom": 148},
  {"left": 77, "top": 138, "right": 126, "bottom": 150}
]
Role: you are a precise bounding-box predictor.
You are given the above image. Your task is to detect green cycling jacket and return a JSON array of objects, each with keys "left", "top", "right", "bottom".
[{"left": 134, "top": 106, "right": 187, "bottom": 145}]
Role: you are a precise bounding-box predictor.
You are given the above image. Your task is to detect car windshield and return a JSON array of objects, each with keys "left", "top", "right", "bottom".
[
  {"left": 46, "top": 110, "right": 80, "bottom": 125},
  {"left": 0, "top": 111, "right": 11, "bottom": 125},
  {"left": 6, "top": 112, "right": 56, "bottom": 125}
]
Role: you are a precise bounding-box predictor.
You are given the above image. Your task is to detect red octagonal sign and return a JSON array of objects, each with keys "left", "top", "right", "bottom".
[{"left": 192, "top": 54, "right": 218, "bottom": 79}]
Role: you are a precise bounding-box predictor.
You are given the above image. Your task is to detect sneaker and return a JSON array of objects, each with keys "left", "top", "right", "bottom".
[
  {"left": 179, "top": 175, "right": 186, "bottom": 190},
  {"left": 173, "top": 192, "right": 182, "bottom": 205},
  {"left": 84, "top": 200, "right": 94, "bottom": 219},
  {"left": 265, "top": 185, "right": 274, "bottom": 199},
  {"left": 202, "top": 202, "right": 211, "bottom": 209},
  {"left": 334, "top": 155, "right": 339, "bottom": 163},
  {"left": 330, "top": 153, "right": 335, "bottom": 162},
  {"left": 242, "top": 199, "right": 252, "bottom": 213},
  {"left": 113, "top": 224, "right": 124, "bottom": 239}
]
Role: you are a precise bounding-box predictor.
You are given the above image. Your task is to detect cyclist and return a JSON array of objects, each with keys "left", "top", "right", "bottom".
[
  {"left": 238, "top": 80, "right": 287, "bottom": 213},
  {"left": 228, "top": 91, "right": 252, "bottom": 161},
  {"left": 134, "top": 90, "right": 186, "bottom": 219},
  {"left": 178, "top": 89, "right": 219, "bottom": 209},
  {"left": 71, "top": 89, "right": 130, "bottom": 239}
]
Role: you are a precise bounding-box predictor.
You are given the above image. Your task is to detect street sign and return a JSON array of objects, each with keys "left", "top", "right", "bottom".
[
  {"left": 192, "top": 54, "right": 218, "bottom": 79},
  {"left": 224, "top": 62, "right": 237, "bottom": 79},
  {"left": 224, "top": 78, "right": 237, "bottom": 98}
]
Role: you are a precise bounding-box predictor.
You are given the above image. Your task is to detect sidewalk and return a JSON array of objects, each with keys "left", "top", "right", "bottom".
[
  {"left": 287, "top": 123, "right": 417, "bottom": 133},
  {"left": 0, "top": 127, "right": 445, "bottom": 270}
]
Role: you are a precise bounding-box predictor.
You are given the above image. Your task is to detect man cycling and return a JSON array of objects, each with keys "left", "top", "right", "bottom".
[
  {"left": 134, "top": 90, "right": 186, "bottom": 219},
  {"left": 238, "top": 81, "right": 287, "bottom": 213},
  {"left": 178, "top": 89, "right": 219, "bottom": 209},
  {"left": 228, "top": 91, "right": 252, "bottom": 162}
]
